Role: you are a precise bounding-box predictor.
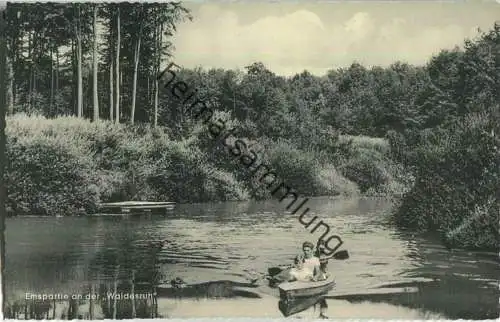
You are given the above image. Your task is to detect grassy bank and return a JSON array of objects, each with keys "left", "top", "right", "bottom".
[{"left": 5, "top": 114, "right": 405, "bottom": 216}]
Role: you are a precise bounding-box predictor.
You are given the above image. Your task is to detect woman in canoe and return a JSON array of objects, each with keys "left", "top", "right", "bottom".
[
  {"left": 269, "top": 241, "right": 325, "bottom": 284},
  {"left": 288, "top": 255, "right": 312, "bottom": 281},
  {"left": 288, "top": 242, "right": 325, "bottom": 282},
  {"left": 268, "top": 254, "right": 310, "bottom": 285}
]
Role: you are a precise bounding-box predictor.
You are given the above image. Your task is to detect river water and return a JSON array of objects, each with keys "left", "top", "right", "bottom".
[{"left": 5, "top": 197, "right": 499, "bottom": 319}]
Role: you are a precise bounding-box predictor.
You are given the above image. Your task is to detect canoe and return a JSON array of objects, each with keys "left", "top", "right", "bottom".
[
  {"left": 278, "top": 275, "right": 335, "bottom": 300},
  {"left": 267, "top": 267, "right": 292, "bottom": 288},
  {"left": 278, "top": 295, "right": 327, "bottom": 317}
]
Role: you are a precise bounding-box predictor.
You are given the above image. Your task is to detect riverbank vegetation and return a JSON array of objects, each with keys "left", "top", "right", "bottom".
[
  {"left": 3, "top": 2, "right": 498, "bottom": 249},
  {"left": 388, "top": 24, "right": 499, "bottom": 250},
  {"left": 6, "top": 113, "right": 397, "bottom": 215}
]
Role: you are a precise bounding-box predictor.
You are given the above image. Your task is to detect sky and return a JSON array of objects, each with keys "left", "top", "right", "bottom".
[{"left": 170, "top": 0, "right": 500, "bottom": 76}]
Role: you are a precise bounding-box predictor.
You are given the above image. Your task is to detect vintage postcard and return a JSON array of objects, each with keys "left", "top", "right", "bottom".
[{"left": 0, "top": 0, "right": 498, "bottom": 320}]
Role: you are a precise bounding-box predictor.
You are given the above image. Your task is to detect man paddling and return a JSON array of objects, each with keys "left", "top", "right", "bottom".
[
  {"left": 301, "top": 241, "right": 323, "bottom": 281},
  {"left": 313, "top": 239, "right": 329, "bottom": 281}
]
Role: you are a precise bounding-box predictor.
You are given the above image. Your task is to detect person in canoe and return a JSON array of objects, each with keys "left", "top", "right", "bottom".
[
  {"left": 313, "top": 239, "right": 329, "bottom": 281},
  {"left": 301, "top": 241, "right": 324, "bottom": 280},
  {"left": 283, "top": 241, "right": 325, "bottom": 282},
  {"left": 268, "top": 241, "right": 322, "bottom": 285},
  {"left": 288, "top": 254, "right": 313, "bottom": 281},
  {"left": 268, "top": 255, "right": 306, "bottom": 286}
]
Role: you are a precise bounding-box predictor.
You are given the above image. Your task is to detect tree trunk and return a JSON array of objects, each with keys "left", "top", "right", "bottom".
[
  {"left": 76, "top": 7, "right": 83, "bottom": 118},
  {"left": 0, "top": 4, "right": 8, "bottom": 317},
  {"left": 114, "top": 7, "right": 120, "bottom": 123},
  {"left": 6, "top": 55, "right": 13, "bottom": 115},
  {"left": 49, "top": 48, "right": 54, "bottom": 116},
  {"left": 10, "top": 26, "right": 18, "bottom": 108},
  {"left": 154, "top": 18, "right": 163, "bottom": 128},
  {"left": 147, "top": 76, "right": 150, "bottom": 106},
  {"left": 153, "top": 11, "right": 157, "bottom": 126},
  {"left": 93, "top": 5, "right": 99, "bottom": 121},
  {"left": 32, "top": 31, "right": 37, "bottom": 108},
  {"left": 32, "top": 67, "right": 36, "bottom": 100},
  {"left": 27, "top": 31, "right": 32, "bottom": 111},
  {"left": 154, "top": 78, "right": 158, "bottom": 126},
  {"left": 131, "top": 24, "right": 142, "bottom": 125},
  {"left": 109, "top": 60, "right": 114, "bottom": 121},
  {"left": 154, "top": 78, "right": 158, "bottom": 127},
  {"left": 55, "top": 48, "right": 59, "bottom": 93},
  {"left": 77, "top": 35, "right": 82, "bottom": 117}
]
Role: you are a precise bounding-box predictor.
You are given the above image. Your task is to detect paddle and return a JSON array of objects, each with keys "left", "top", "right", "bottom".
[
  {"left": 267, "top": 249, "right": 350, "bottom": 277},
  {"left": 268, "top": 266, "right": 287, "bottom": 277},
  {"left": 330, "top": 249, "right": 349, "bottom": 260}
]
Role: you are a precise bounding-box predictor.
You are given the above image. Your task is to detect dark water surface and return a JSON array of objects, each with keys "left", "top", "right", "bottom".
[{"left": 5, "top": 197, "right": 499, "bottom": 319}]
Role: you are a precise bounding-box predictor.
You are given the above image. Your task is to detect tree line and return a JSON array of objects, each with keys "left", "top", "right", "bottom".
[
  {"left": 3, "top": 2, "right": 191, "bottom": 124},
  {"left": 4, "top": 3, "right": 497, "bottom": 149}
]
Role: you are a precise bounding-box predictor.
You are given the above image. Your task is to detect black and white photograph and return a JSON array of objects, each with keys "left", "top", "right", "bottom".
[{"left": 0, "top": 0, "right": 498, "bottom": 319}]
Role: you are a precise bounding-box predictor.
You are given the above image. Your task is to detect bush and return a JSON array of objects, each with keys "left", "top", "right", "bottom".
[
  {"left": 6, "top": 130, "right": 99, "bottom": 216},
  {"left": 336, "top": 135, "right": 409, "bottom": 194},
  {"left": 261, "top": 139, "right": 344, "bottom": 196},
  {"left": 394, "top": 112, "right": 499, "bottom": 250},
  {"left": 316, "top": 165, "right": 360, "bottom": 196},
  {"left": 340, "top": 149, "right": 389, "bottom": 193},
  {"left": 143, "top": 140, "right": 250, "bottom": 203}
]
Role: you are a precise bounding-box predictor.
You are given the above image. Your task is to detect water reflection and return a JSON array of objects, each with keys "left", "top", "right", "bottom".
[
  {"left": 156, "top": 280, "right": 261, "bottom": 299},
  {"left": 5, "top": 280, "right": 159, "bottom": 319},
  {"left": 4, "top": 278, "right": 270, "bottom": 319},
  {"left": 327, "top": 233, "right": 500, "bottom": 320}
]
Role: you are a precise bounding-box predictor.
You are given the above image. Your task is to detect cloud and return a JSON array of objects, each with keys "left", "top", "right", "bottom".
[{"left": 172, "top": 4, "right": 486, "bottom": 76}]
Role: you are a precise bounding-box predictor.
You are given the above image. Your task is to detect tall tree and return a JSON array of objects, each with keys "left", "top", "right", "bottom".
[
  {"left": 114, "top": 7, "right": 120, "bottom": 123},
  {"left": 153, "top": 7, "right": 160, "bottom": 127},
  {"left": 0, "top": 2, "right": 7, "bottom": 317},
  {"left": 109, "top": 59, "right": 114, "bottom": 121},
  {"left": 102, "top": 4, "right": 115, "bottom": 121},
  {"left": 6, "top": 56, "right": 12, "bottom": 114},
  {"left": 74, "top": 4, "right": 83, "bottom": 117},
  {"left": 130, "top": 5, "right": 144, "bottom": 124},
  {"left": 92, "top": 4, "right": 99, "bottom": 121},
  {"left": 3, "top": 6, "right": 21, "bottom": 115}
]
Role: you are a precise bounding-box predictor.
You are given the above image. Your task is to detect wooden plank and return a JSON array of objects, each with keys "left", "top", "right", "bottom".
[
  {"left": 119, "top": 205, "right": 175, "bottom": 209},
  {"left": 98, "top": 201, "right": 175, "bottom": 207}
]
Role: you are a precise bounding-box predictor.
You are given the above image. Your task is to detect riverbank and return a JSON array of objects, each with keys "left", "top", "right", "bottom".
[{"left": 5, "top": 114, "right": 407, "bottom": 217}]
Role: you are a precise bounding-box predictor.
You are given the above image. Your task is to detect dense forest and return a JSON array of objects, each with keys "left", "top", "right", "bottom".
[{"left": 2, "top": 3, "right": 498, "bottom": 250}]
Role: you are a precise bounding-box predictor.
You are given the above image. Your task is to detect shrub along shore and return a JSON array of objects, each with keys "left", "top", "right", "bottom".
[{"left": 5, "top": 113, "right": 406, "bottom": 218}]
